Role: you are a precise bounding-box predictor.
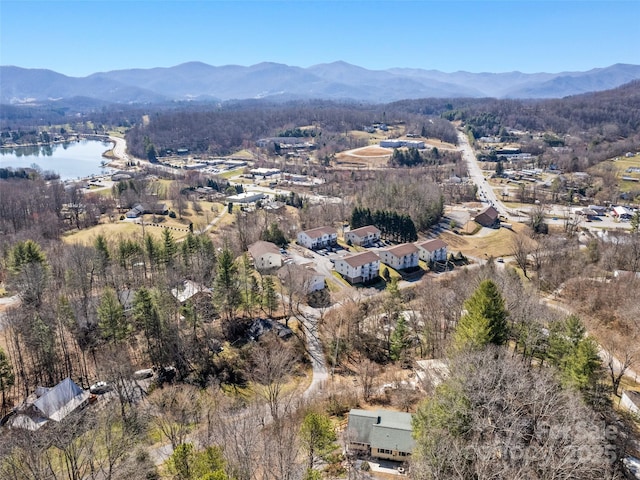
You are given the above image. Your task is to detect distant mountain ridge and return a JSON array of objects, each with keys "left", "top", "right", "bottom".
[{"left": 2, "top": 61, "right": 640, "bottom": 105}]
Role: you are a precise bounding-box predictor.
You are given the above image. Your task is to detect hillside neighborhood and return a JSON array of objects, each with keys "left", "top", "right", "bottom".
[{"left": 1, "top": 69, "right": 640, "bottom": 480}]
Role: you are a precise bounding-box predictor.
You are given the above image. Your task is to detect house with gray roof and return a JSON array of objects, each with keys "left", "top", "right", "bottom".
[
  {"left": 9, "top": 378, "right": 90, "bottom": 431},
  {"left": 346, "top": 409, "right": 415, "bottom": 462},
  {"left": 248, "top": 240, "right": 282, "bottom": 271}
]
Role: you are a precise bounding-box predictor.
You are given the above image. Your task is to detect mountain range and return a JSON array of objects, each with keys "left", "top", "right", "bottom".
[{"left": 2, "top": 61, "right": 640, "bottom": 105}]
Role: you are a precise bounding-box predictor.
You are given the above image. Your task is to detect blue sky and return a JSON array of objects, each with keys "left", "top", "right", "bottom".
[{"left": 1, "top": 1, "right": 638, "bottom": 76}]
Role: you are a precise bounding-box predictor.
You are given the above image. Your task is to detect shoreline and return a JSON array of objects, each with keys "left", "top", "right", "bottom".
[{"left": 0, "top": 133, "right": 112, "bottom": 151}]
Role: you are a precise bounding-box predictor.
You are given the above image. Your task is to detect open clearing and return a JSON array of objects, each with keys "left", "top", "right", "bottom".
[
  {"left": 335, "top": 145, "right": 392, "bottom": 168},
  {"left": 63, "top": 201, "right": 225, "bottom": 245},
  {"left": 439, "top": 222, "right": 528, "bottom": 258},
  {"left": 593, "top": 154, "right": 640, "bottom": 192}
]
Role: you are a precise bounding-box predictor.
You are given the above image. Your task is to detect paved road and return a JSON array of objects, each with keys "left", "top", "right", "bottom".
[
  {"left": 109, "top": 136, "right": 180, "bottom": 177},
  {"left": 457, "top": 130, "right": 633, "bottom": 233},
  {"left": 457, "top": 130, "right": 509, "bottom": 217},
  {"left": 296, "top": 302, "right": 330, "bottom": 399}
]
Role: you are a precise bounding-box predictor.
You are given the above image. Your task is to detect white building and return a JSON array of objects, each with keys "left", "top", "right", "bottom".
[
  {"left": 380, "top": 139, "right": 403, "bottom": 148},
  {"left": 379, "top": 243, "right": 419, "bottom": 270},
  {"left": 416, "top": 239, "right": 448, "bottom": 263},
  {"left": 334, "top": 251, "right": 380, "bottom": 284},
  {"left": 250, "top": 167, "right": 281, "bottom": 177},
  {"left": 379, "top": 139, "right": 425, "bottom": 149},
  {"left": 226, "top": 192, "right": 266, "bottom": 204},
  {"left": 248, "top": 240, "right": 282, "bottom": 271},
  {"left": 297, "top": 226, "right": 338, "bottom": 250},
  {"left": 345, "top": 225, "right": 381, "bottom": 247},
  {"left": 278, "top": 263, "right": 325, "bottom": 293},
  {"left": 612, "top": 205, "right": 634, "bottom": 219}
]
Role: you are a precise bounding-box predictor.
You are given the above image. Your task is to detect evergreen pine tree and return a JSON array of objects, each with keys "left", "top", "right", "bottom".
[
  {"left": 453, "top": 279, "right": 508, "bottom": 350},
  {"left": 390, "top": 313, "right": 410, "bottom": 361}
]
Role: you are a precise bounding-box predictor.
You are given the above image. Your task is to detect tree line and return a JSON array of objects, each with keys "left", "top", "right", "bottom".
[{"left": 350, "top": 206, "right": 417, "bottom": 243}]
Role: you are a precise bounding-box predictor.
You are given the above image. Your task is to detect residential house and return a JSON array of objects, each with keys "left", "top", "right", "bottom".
[
  {"left": 334, "top": 252, "right": 380, "bottom": 284},
  {"left": 248, "top": 240, "right": 282, "bottom": 271},
  {"left": 379, "top": 243, "right": 419, "bottom": 271},
  {"left": 474, "top": 205, "right": 500, "bottom": 228},
  {"left": 117, "top": 288, "right": 136, "bottom": 314},
  {"left": 346, "top": 409, "right": 415, "bottom": 462},
  {"left": 621, "top": 390, "right": 640, "bottom": 414},
  {"left": 9, "top": 378, "right": 90, "bottom": 431},
  {"left": 125, "top": 203, "right": 168, "bottom": 219},
  {"left": 125, "top": 204, "right": 146, "bottom": 218},
  {"left": 247, "top": 318, "right": 293, "bottom": 341},
  {"left": 278, "top": 263, "right": 326, "bottom": 293},
  {"left": 146, "top": 203, "right": 169, "bottom": 215},
  {"left": 297, "top": 226, "right": 338, "bottom": 250},
  {"left": 345, "top": 225, "right": 381, "bottom": 247},
  {"left": 171, "top": 280, "right": 212, "bottom": 304}
]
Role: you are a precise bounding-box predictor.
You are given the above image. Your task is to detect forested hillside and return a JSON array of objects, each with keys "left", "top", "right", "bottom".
[{"left": 124, "top": 101, "right": 459, "bottom": 158}]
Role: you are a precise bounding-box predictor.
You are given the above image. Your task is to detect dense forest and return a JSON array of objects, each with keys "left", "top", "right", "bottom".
[{"left": 123, "top": 101, "right": 459, "bottom": 159}]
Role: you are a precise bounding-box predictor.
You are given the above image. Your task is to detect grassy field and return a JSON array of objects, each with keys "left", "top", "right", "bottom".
[
  {"left": 63, "top": 200, "right": 226, "bottom": 245},
  {"left": 613, "top": 154, "right": 640, "bottom": 193},
  {"left": 63, "top": 222, "right": 144, "bottom": 245},
  {"left": 439, "top": 223, "right": 527, "bottom": 258},
  {"left": 590, "top": 154, "right": 640, "bottom": 193}
]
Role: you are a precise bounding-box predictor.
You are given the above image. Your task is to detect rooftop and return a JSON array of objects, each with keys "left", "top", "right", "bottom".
[
  {"left": 302, "top": 226, "right": 337, "bottom": 238},
  {"left": 348, "top": 409, "right": 415, "bottom": 453},
  {"left": 248, "top": 240, "right": 281, "bottom": 258},
  {"left": 348, "top": 225, "right": 381, "bottom": 237},
  {"left": 341, "top": 251, "right": 380, "bottom": 268},
  {"left": 416, "top": 238, "right": 447, "bottom": 252},
  {"left": 384, "top": 243, "right": 419, "bottom": 258},
  {"left": 171, "top": 280, "right": 211, "bottom": 303}
]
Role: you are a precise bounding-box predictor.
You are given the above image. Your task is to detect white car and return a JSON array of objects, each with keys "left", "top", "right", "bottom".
[
  {"left": 133, "top": 368, "right": 154, "bottom": 379},
  {"left": 89, "top": 381, "right": 112, "bottom": 394}
]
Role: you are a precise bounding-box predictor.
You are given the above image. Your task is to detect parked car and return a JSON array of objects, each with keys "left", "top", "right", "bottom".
[
  {"left": 89, "top": 381, "right": 112, "bottom": 394},
  {"left": 133, "top": 368, "right": 154, "bottom": 380}
]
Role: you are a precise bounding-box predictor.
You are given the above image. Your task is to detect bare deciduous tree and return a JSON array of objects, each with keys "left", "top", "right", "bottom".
[
  {"left": 412, "top": 347, "right": 625, "bottom": 480},
  {"left": 510, "top": 232, "right": 534, "bottom": 279},
  {"left": 249, "top": 338, "right": 298, "bottom": 421},
  {"left": 146, "top": 384, "right": 201, "bottom": 449},
  {"left": 602, "top": 338, "right": 636, "bottom": 397}
]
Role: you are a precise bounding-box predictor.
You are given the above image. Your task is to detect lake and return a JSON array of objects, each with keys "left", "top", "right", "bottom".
[{"left": 0, "top": 139, "right": 115, "bottom": 180}]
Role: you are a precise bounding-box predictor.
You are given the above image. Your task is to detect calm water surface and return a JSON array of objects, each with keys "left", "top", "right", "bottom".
[{"left": 0, "top": 140, "right": 114, "bottom": 180}]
